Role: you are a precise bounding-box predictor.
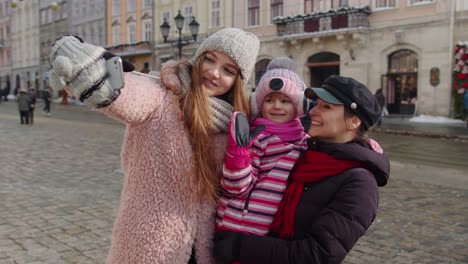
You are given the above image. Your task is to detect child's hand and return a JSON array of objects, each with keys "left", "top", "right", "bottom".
[
  {"left": 367, "top": 138, "right": 384, "bottom": 154},
  {"left": 224, "top": 112, "right": 264, "bottom": 170},
  {"left": 228, "top": 112, "right": 264, "bottom": 148}
]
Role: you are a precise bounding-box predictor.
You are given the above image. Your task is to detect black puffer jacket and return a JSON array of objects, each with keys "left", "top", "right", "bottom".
[{"left": 237, "top": 138, "right": 390, "bottom": 264}]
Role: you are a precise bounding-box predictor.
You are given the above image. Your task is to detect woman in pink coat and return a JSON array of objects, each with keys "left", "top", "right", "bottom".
[{"left": 48, "top": 28, "right": 260, "bottom": 264}]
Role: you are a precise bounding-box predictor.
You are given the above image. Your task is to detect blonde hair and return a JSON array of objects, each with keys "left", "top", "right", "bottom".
[{"left": 179, "top": 54, "right": 251, "bottom": 201}]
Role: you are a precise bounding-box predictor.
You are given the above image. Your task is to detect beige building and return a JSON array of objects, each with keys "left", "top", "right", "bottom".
[
  {"left": 153, "top": 0, "right": 468, "bottom": 117},
  {"left": 0, "top": 0, "right": 12, "bottom": 96},
  {"left": 106, "top": 0, "right": 153, "bottom": 73},
  {"left": 11, "top": 0, "right": 40, "bottom": 94},
  {"left": 39, "top": 0, "right": 69, "bottom": 93}
]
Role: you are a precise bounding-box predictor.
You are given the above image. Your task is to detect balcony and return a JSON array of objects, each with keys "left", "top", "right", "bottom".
[
  {"left": 106, "top": 41, "right": 152, "bottom": 57},
  {"left": 273, "top": 6, "right": 371, "bottom": 38}
]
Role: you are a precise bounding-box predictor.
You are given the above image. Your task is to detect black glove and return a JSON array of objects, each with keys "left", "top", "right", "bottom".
[
  {"left": 233, "top": 112, "right": 265, "bottom": 147},
  {"left": 214, "top": 230, "right": 243, "bottom": 264}
]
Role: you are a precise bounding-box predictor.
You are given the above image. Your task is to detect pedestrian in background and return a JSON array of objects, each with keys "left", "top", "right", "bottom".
[
  {"left": 375, "top": 88, "right": 386, "bottom": 126},
  {"left": 48, "top": 28, "right": 259, "bottom": 264},
  {"left": 17, "top": 88, "right": 31, "bottom": 125},
  {"left": 42, "top": 85, "right": 52, "bottom": 116},
  {"left": 214, "top": 75, "right": 390, "bottom": 264},
  {"left": 28, "top": 88, "right": 36, "bottom": 125}
]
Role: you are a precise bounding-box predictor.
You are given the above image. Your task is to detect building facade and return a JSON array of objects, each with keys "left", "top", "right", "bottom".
[
  {"left": 151, "top": 0, "right": 468, "bottom": 117},
  {"left": 69, "top": 0, "right": 106, "bottom": 46},
  {"left": 106, "top": 0, "right": 153, "bottom": 72},
  {"left": 39, "top": 0, "right": 69, "bottom": 93},
  {"left": 11, "top": 0, "right": 40, "bottom": 95},
  {"left": 243, "top": 0, "right": 468, "bottom": 116},
  {"left": 0, "top": 0, "right": 12, "bottom": 96}
]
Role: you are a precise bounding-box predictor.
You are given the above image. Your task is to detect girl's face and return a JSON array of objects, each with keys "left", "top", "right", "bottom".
[
  {"left": 307, "top": 99, "right": 353, "bottom": 143},
  {"left": 261, "top": 92, "right": 295, "bottom": 124},
  {"left": 201, "top": 51, "right": 239, "bottom": 97}
]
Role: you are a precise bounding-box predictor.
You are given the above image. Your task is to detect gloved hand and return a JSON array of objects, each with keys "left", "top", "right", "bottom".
[
  {"left": 160, "top": 59, "right": 193, "bottom": 95},
  {"left": 367, "top": 138, "right": 384, "bottom": 154},
  {"left": 214, "top": 230, "right": 243, "bottom": 264},
  {"left": 224, "top": 112, "right": 265, "bottom": 171},
  {"left": 49, "top": 35, "right": 135, "bottom": 108}
]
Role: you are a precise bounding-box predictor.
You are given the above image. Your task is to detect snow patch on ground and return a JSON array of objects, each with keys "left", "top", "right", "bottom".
[{"left": 409, "top": 115, "right": 464, "bottom": 124}]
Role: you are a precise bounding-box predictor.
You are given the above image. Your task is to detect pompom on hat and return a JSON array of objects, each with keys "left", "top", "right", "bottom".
[
  {"left": 193, "top": 28, "right": 260, "bottom": 87},
  {"left": 304, "top": 75, "right": 382, "bottom": 130},
  {"left": 251, "top": 57, "right": 308, "bottom": 118}
]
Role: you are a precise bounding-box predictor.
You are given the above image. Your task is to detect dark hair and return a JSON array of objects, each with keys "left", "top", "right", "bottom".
[{"left": 344, "top": 107, "right": 367, "bottom": 141}]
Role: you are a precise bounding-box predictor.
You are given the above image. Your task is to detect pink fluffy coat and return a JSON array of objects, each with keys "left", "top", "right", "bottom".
[{"left": 99, "top": 73, "right": 227, "bottom": 264}]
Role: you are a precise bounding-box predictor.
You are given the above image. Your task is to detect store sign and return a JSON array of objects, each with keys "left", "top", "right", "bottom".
[{"left": 430, "top": 67, "right": 440, "bottom": 86}]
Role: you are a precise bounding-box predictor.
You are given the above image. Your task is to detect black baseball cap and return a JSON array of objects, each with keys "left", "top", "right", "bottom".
[{"left": 304, "top": 75, "right": 382, "bottom": 130}]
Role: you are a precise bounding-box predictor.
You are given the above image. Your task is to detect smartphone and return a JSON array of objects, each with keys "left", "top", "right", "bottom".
[{"left": 106, "top": 56, "right": 125, "bottom": 90}]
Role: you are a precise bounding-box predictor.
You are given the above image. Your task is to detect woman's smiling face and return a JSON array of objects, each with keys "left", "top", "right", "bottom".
[
  {"left": 201, "top": 51, "right": 239, "bottom": 97},
  {"left": 307, "top": 99, "right": 351, "bottom": 143}
]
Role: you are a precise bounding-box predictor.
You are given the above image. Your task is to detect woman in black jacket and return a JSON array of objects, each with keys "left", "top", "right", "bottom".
[{"left": 214, "top": 75, "right": 390, "bottom": 264}]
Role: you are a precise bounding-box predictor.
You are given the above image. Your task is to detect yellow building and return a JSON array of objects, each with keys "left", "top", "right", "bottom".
[{"left": 106, "top": 0, "right": 153, "bottom": 73}]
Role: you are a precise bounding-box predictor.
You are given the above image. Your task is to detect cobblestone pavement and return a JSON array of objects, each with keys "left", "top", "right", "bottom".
[{"left": 0, "top": 101, "right": 467, "bottom": 264}]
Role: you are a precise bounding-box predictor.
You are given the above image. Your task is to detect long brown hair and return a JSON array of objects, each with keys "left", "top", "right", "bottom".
[{"left": 179, "top": 53, "right": 251, "bottom": 201}]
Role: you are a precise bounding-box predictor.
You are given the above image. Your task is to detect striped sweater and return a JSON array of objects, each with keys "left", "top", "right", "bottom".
[{"left": 216, "top": 131, "right": 309, "bottom": 235}]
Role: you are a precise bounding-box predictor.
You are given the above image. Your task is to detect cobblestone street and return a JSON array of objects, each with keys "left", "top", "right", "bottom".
[{"left": 0, "top": 101, "right": 467, "bottom": 264}]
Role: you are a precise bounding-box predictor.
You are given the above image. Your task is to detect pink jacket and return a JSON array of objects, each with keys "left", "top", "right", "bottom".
[
  {"left": 99, "top": 73, "right": 227, "bottom": 264},
  {"left": 217, "top": 132, "right": 309, "bottom": 235}
]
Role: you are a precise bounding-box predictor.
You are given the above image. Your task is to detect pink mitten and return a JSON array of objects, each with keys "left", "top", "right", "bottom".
[
  {"left": 224, "top": 112, "right": 265, "bottom": 170},
  {"left": 367, "top": 138, "right": 384, "bottom": 154}
]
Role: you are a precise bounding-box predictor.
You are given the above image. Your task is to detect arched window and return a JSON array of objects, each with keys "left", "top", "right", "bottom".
[
  {"left": 254, "top": 59, "right": 271, "bottom": 86},
  {"left": 388, "top": 49, "right": 418, "bottom": 73},
  {"left": 307, "top": 52, "right": 340, "bottom": 87}
]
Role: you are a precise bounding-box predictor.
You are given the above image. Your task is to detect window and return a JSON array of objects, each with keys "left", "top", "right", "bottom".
[
  {"left": 248, "top": 0, "right": 260, "bottom": 26},
  {"left": 89, "top": 0, "right": 95, "bottom": 16},
  {"left": 81, "top": 1, "right": 86, "bottom": 16},
  {"left": 184, "top": 6, "right": 193, "bottom": 32},
  {"left": 41, "top": 9, "right": 46, "bottom": 24},
  {"left": 61, "top": 2, "right": 68, "bottom": 19},
  {"left": 73, "top": 1, "right": 79, "bottom": 18},
  {"left": 143, "top": 21, "right": 152, "bottom": 42},
  {"left": 144, "top": 0, "right": 152, "bottom": 9},
  {"left": 163, "top": 11, "right": 171, "bottom": 26},
  {"left": 47, "top": 9, "right": 53, "bottom": 23},
  {"left": 211, "top": 0, "right": 220, "bottom": 27},
  {"left": 113, "top": 0, "right": 120, "bottom": 16},
  {"left": 339, "top": 0, "right": 348, "bottom": 7},
  {"left": 128, "top": 0, "right": 135, "bottom": 12},
  {"left": 410, "top": 0, "right": 432, "bottom": 4},
  {"left": 376, "top": 0, "right": 395, "bottom": 8},
  {"left": 255, "top": 59, "right": 271, "bottom": 85},
  {"left": 112, "top": 26, "right": 120, "bottom": 45},
  {"left": 271, "top": 0, "right": 283, "bottom": 22},
  {"left": 128, "top": 23, "right": 136, "bottom": 43},
  {"left": 304, "top": 0, "right": 319, "bottom": 13}
]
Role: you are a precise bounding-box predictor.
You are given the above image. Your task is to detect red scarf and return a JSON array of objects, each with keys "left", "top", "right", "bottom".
[{"left": 270, "top": 150, "right": 366, "bottom": 239}]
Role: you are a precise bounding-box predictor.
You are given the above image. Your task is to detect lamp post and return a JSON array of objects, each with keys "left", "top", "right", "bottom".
[{"left": 160, "top": 10, "right": 199, "bottom": 59}]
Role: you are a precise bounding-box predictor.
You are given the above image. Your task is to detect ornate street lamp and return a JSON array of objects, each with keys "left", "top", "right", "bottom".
[{"left": 160, "top": 10, "right": 200, "bottom": 59}]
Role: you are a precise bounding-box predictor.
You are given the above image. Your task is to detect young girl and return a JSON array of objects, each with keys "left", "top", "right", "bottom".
[
  {"left": 48, "top": 28, "right": 259, "bottom": 264},
  {"left": 215, "top": 58, "right": 310, "bottom": 239}
]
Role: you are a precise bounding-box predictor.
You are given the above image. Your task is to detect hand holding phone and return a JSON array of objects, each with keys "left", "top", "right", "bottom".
[{"left": 106, "top": 57, "right": 125, "bottom": 90}]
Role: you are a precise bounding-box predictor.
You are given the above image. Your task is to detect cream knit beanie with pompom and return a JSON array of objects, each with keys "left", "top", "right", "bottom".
[{"left": 193, "top": 28, "right": 260, "bottom": 88}]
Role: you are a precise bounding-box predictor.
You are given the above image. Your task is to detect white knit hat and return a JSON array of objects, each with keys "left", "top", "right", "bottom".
[
  {"left": 251, "top": 57, "right": 307, "bottom": 118},
  {"left": 193, "top": 28, "right": 260, "bottom": 87}
]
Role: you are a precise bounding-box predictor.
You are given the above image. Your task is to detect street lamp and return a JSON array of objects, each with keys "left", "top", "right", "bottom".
[{"left": 160, "top": 10, "right": 199, "bottom": 59}]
